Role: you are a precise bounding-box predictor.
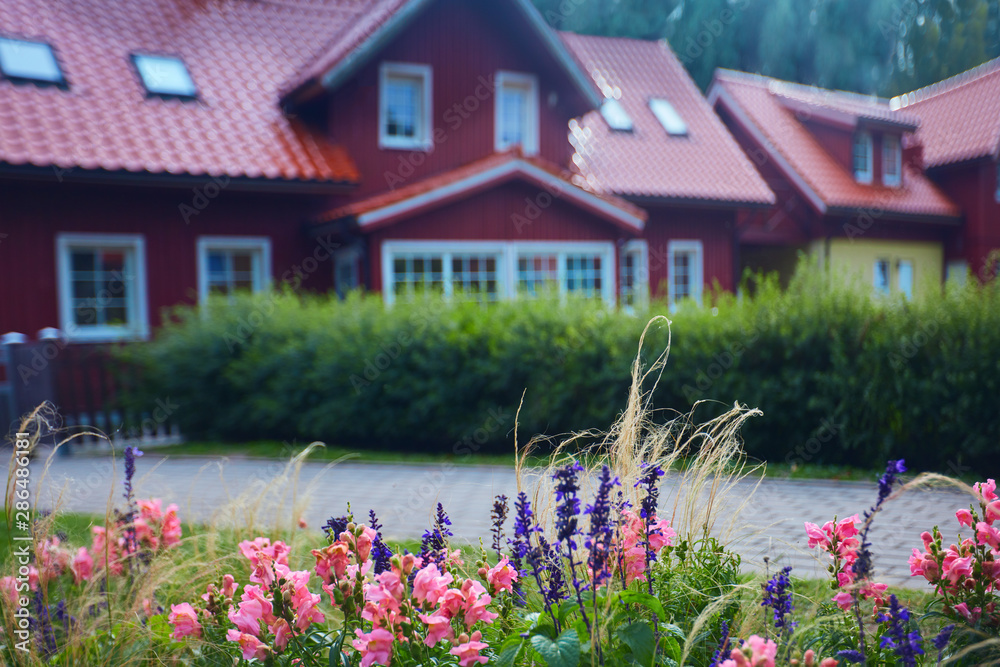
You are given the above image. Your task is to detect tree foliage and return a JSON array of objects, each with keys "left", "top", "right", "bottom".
[{"left": 533, "top": 0, "right": 1000, "bottom": 95}]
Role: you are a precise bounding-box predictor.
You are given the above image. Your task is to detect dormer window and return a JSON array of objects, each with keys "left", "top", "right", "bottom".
[
  {"left": 649, "top": 98, "right": 687, "bottom": 136},
  {"left": 853, "top": 131, "right": 873, "bottom": 183},
  {"left": 132, "top": 54, "right": 197, "bottom": 98},
  {"left": 883, "top": 134, "right": 901, "bottom": 186},
  {"left": 379, "top": 62, "right": 432, "bottom": 151},
  {"left": 495, "top": 71, "right": 539, "bottom": 155},
  {"left": 0, "top": 37, "right": 65, "bottom": 86},
  {"left": 601, "top": 98, "right": 633, "bottom": 131}
]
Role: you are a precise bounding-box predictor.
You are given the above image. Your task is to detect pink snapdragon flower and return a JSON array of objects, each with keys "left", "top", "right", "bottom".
[
  {"left": 0, "top": 576, "right": 19, "bottom": 607},
  {"left": 977, "top": 521, "right": 1000, "bottom": 550},
  {"left": 168, "top": 603, "right": 202, "bottom": 639},
  {"left": 419, "top": 612, "right": 454, "bottom": 647},
  {"left": 70, "top": 547, "right": 94, "bottom": 584},
  {"left": 460, "top": 579, "right": 498, "bottom": 628},
  {"left": 226, "top": 629, "right": 270, "bottom": 661},
  {"left": 313, "top": 542, "right": 351, "bottom": 584},
  {"left": 352, "top": 627, "right": 394, "bottom": 667},
  {"left": 720, "top": 634, "right": 777, "bottom": 667},
  {"left": 953, "top": 602, "right": 982, "bottom": 623},
  {"left": 161, "top": 504, "right": 182, "bottom": 547},
  {"left": 412, "top": 563, "right": 454, "bottom": 606},
  {"left": 486, "top": 556, "right": 519, "bottom": 594},
  {"left": 285, "top": 570, "right": 325, "bottom": 631},
  {"left": 228, "top": 584, "right": 275, "bottom": 635},
  {"left": 956, "top": 508, "right": 974, "bottom": 527},
  {"left": 449, "top": 631, "right": 489, "bottom": 667}
]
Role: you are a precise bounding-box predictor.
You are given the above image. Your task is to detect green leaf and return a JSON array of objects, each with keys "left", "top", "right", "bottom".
[
  {"left": 617, "top": 590, "right": 667, "bottom": 620},
  {"left": 617, "top": 621, "right": 656, "bottom": 667},
  {"left": 530, "top": 628, "right": 581, "bottom": 667},
  {"left": 495, "top": 637, "right": 524, "bottom": 667}
]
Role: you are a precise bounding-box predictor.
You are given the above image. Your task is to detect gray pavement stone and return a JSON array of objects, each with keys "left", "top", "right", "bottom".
[{"left": 10, "top": 452, "right": 973, "bottom": 590}]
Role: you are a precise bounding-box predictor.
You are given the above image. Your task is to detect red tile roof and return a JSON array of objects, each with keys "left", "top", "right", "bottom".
[
  {"left": 712, "top": 70, "right": 960, "bottom": 220},
  {"left": 0, "top": 0, "right": 360, "bottom": 185},
  {"left": 559, "top": 33, "right": 774, "bottom": 206},
  {"left": 314, "top": 149, "right": 647, "bottom": 233},
  {"left": 894, "top": 57, "right": 1000, "bottom": 168}
]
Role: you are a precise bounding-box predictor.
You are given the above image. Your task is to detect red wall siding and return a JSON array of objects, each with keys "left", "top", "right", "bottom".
[
  {"left": 932, "top": 160, "right": 1000, "bottom": 276},
  {"left": 327, "top": 0, "right": 582, "bottom": 200},
  {"left": 642, "top": 206, "right": 736, "bottom": 296},
  {"left": 366, "top": 181, "right": 631, "bottom": 292},
  {"left": 0, "top": 180, "right": 331, "bottom": 337}
]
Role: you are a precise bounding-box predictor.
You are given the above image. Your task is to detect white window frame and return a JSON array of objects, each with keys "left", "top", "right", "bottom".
[
  {"left": 196, "top": 236, "right": 271, "bottom": 303},
  {"left": 495, "top": 71, "right": 540, "bottom": 155},
  {"left": 882, "top": 134, "right": 901, "bottom": 187},
  {"left": 378, "top": 62, "right": 433, "bottom": 151},
  {"left": 667, "top": 240, "right": 703, "bottom": 307},
  {"left": 56, "top": 233, "right": 149, "bottom": 342},
  {"left": 620, "top": 239, "right": 649, "bottom": 309},
  {"left": 381, "top": 240, "right": 615, "bottom": 306},
  {"left": 896, "top": 258, "right": 914, "bottom": 299},
  {"left": 853, "top": 131, "right": 873, "bottom": 184}
]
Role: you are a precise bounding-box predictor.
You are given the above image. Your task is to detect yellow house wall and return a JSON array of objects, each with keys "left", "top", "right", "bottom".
[{"left": 808, "top": 238, "right": 943, "bottom": 298}]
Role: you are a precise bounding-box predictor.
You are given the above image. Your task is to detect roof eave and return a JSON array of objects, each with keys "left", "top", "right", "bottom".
[{"left": 624, "top": 193, "right": 776, "bottom": 210}]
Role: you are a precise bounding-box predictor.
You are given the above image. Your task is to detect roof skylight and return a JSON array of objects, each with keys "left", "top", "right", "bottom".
[
  {"left": 133, "top": 54, "right": 197, "bottom": 98},
  {"left": 0, "top": 37, "right": 64, "bottom": 85},
  {"left": 601, "top": 98, "right": 633, "bottom": 131},
  {"left": 649, "top": 98, "right": 688, "bottom": 136}
]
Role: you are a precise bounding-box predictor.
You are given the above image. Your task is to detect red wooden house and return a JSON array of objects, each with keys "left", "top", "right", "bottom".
[
  {"left": 892, "top": 57, "right": 1000, "bottom": 282},
  {"left": 708, "top": 70, "right": 961, "bottom": 298},
  {"left": 0, "top": 0, "right": 773, "bottom": 355}
]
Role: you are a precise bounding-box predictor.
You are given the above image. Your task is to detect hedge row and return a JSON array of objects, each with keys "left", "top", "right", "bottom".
[{"left": 119, "top": 268, "right": 1000, "bottom": 473}]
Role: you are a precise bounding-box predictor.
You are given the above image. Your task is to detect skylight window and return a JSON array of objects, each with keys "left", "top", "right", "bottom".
[
  {"left": 601, "top": 98, "right": 633, "bottom": 131},
  {"left": 648, "top": 98, "right": 687, "bottom": 136},
  {"left": 132, "top": 54, "right": 197, "bottom": 98},
  {"left": 0, "top": 37, "right": 64, "bottom": 85}
]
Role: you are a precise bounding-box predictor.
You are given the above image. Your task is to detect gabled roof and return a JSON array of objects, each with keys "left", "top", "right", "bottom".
[
  {"left": 314, "top": 150, "right": 647, "bottom": 233},
  {"left": 762, "top": 77, "right": 920, "bottom": 132},
  {"left": 710, "top": 69, "right": 960, "bottom": 221},
  {"left": 0, "top": 0, "right": 359, "bottom": 187},
  {"left": 559, "top": 33, "right": 774, "bottom": 207},
  {"left": 893, "top": 57, "right": 1000, "bottom": 168},
  {"left": 281, "top": 0, "right": 602, "bottom": 109}
]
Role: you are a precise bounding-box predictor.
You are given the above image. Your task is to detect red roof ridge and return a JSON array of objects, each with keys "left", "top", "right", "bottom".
[{"left": 893, "top": 55, "right": 1000, "bottom": 108}]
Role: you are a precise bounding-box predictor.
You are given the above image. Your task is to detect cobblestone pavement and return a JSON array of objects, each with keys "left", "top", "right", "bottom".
[{"left": 17, "top": 452, "right": 971, "bottom": 588}]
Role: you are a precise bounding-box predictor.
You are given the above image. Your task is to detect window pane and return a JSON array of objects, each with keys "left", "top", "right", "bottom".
[
  {"left": 0, "top": 38, "right": 62, "bottom": 83},
  {"left": 898, "top": 260, "right": 913, "bottom": 299},
  {"left": 672, "top": 252, "right": 692, "bottom": 301},
  {"left": 134, "top": 54, "right": 197, "bottom": 97},
  {"left": 385, "top": 76, "right": 420, "bottom": 138},
  {"left": 205, "top": 248, "right": 260, "bottom": 297},
  {"left": 649, "top": 98, "right": 687, "bottom": 136},
  {"left": 873, "top": 259, "right": 890, "bottom": 294},
  {"left": 391, "top": 253, "right": 443, "bottom": 296},
  {"left": 452, "top": 254, "right": 499, "bottom": 301},
  {"left": 565, "top": 254, "right": 602, "bottom": 297},
  {"left": 517, "top": 254, "right": 558, "bottom": 295},
  {"left": 67, "top": 245, "right": 133, "bottom": 328},
  {"left": 500, "top": 85, "right": 527, "bottom": 146}
]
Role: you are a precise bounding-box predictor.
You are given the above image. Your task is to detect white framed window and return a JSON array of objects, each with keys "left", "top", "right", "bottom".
[
  {"left": 882, "top": 134, "right": 901, "bottom": 186},
  {"left": 379, "top": 62, "right": 432, "bottom": 151},
  {"left": 196, "top": 237, "right": 271, "bottom": 303},
  {"left": 620, "top": 240, "right": 649, "bottom": 309},
  {"left": 601, "top": 98, "right": 633, "bottom": 132},
  {"left": 381, "top": 241, "right": 616, "bottom": 305},
  {"left": 495, "top": 71, "right": 539, "bottom": 155},
  {"left": 668, "top": 240, "right": 703, "bottom": 307},
  {"left": 897, "top": 259, "right": 914, "bottom": 299},
  {"left": 56, "top": 233, "right": 148, "bottom": 342},
  {"left": 873, "top": 258, "right": 891, "bottom": 295},
  {"left": 853, "top": 131, "right": 873, "bottom": 183}
]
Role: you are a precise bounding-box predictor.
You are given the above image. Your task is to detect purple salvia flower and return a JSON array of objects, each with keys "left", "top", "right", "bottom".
[
  {"left": 761, "top": 566, "right": 795, "bottom": 634},
  {"left": 931, "top": 624, "right": 954, "bottom": 664},
  {"left": 552, "top": 461, "right": 591, "bottom": 630},
  {"left": 709, "top": 619, "right": 732, "bottom": 667},
  {"left": 419, "top": 503, "right": 454, "bottom": 566},
  {"left": 368, "top": 509, "right": 392, "bottom": 574},
  {"left": 491, "top": 495, "right": 508, "bottom": 560},
  {"left": 634, "top": 462, "right": 665, "bottom": 592},
  {"left": 585, "top": 466, "right": 619, "bottom": 587},
  {"left": 877, "top": 594, "right": 923, "bottom": 666}
]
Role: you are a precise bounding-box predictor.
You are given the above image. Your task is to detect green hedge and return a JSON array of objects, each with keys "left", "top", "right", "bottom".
[{"left": 119, "top": 268, "right": 1000, "bottom": 473}]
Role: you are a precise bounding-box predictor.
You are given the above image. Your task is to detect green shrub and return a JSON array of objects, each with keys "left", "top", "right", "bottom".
[{"left": 119, "top": 266, "right": 1000, "bottom": 473}]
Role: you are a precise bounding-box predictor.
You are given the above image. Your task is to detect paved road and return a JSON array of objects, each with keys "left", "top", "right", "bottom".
[{"left": 13, "top": 451, "right": 973, "bottom": 588}]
